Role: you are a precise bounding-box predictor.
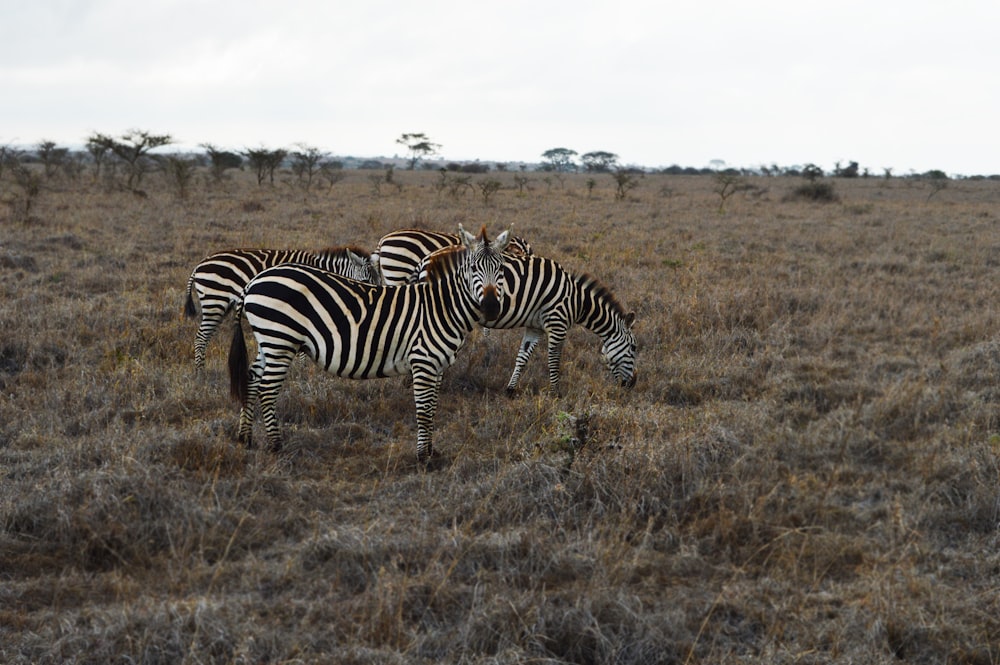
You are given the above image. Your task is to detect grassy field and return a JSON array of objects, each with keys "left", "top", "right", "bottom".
[{"left": 2, "top": 167, "right": 999, "bottom": 663}]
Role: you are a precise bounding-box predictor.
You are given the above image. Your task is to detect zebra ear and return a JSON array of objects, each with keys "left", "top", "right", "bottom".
[
  {"left": 625, "top": 312, "right": 636, "bottom": 327},
  {"left": 493, "top": 224, "right": 513, "bottom": 252},
  {"left": 347, "top": 249, "right": 365, "bottom": 266},
  {"left": 458, "top": 224, "right": 476, "bottom": 247}
]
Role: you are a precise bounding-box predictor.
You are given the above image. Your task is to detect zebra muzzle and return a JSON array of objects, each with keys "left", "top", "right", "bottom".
[{"left": 480, "top": 285, "right": 501, "bottom": 322}]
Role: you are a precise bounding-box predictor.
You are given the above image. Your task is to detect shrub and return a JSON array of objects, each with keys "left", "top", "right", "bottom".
[{"left": 783, "top": 180, "right": 839, "bottom": 202}]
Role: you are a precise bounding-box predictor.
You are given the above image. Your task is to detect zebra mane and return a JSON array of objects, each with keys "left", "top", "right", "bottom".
[
  {"left": 423, "top": 245, "right": 468, "bottom": 282},
  {"left": 575, "top": 272, "right": 630, "bottom": 320},
  {"left": 315, "top": 245, "right": 371, "bottom": 258}
]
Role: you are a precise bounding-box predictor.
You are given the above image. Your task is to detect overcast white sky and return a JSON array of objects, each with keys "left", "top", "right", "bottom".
[{"left": 2, "top": 0, "right": 998, "bottom": 175}]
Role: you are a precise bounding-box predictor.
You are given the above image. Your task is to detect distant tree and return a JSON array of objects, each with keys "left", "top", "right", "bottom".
[
  {"left": 163, "top": 155, "right": 198, "bottom": 199},
  {"left": 35, "top": 140, "right": 68, "bottom": 180},
  {"left": 801, "top": 164, "right": 824, "bottom": 182},
  {"left": 713, "top": 172, "right": 748, "bottom": 213},
  {"left": 99, "top": 129, "right": 173, "bottom": 190},
  {"left": 289, "top": 144, "right": 327, "bottom": 192},
  {"left": 243, "top": 147, "right": 287, "bottom": 185},
  {"left": 319, "top": 161, "right": 346, "bottom": 190},
  {"left": 834, "top": 161, "right": 860, "bottom": 178},
  {"left": 477, "top": 178, "right": 502, "bottom": 205},
  {"left": 581, "top": 151, "right": 618, "bottom": 173},
  {"left": 85, "top": 134, "right": 114, "bottom": 182},
  {"left": 923, "top": 170, "right": 949, "bottom": 200},
  {"left": 200, "top": 143, "right": 242, "bottom": 184},
  {"left": 512, "top": 174, "right": 530, "bottom": 195},
  {"left": 396, "top": 133, "right": 440, "bottom": 170},
  {"left": 0, "top": 145, "right": 17, "bottom": 180},
  {"left": 4, "top": 156, "right": 43, "bottom": 222},
  {"left": 541, "top": 147, "right": 578, "bottom": 172},
  {"left": 611, "top": 167, "right": 642, "bottom": 201}
]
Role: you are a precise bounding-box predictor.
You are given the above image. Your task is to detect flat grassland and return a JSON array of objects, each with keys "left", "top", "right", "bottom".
[{"left": 2, "top": 170, "right": 999, "bottom": 663}]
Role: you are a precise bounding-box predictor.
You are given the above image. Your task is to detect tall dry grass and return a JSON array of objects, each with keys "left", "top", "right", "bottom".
[{"left": 1, "top": 169, "right": 999, "bottom": 663}]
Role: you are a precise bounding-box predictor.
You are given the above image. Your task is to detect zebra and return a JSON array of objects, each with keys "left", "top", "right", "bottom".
[
  {"left": 184, "top": 246, "right": 379, "bottom": 370},
  {"left": 372, "top": 227, "right": 532, "bottom": 287},
  {"left": 413, "top": 250, "right": 637, "bottom": 394},
  {"left": 227, "top": 225, "right": 512, "bottom": 462}
]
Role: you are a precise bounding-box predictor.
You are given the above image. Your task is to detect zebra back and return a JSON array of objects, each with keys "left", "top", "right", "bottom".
[
  {"left": 185, "top": 246, "right": 377, "bottom": 370},
  {"left": 374, "top": 227, "right": 532, "bottom": 286}
]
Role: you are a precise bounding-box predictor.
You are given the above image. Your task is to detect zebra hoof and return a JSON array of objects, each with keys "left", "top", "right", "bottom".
[
  {"left": 504, "top": 386, "right": 519, "bottom": 398},
  {"left": 416, "top": 447, "right": 440, "bottom": 467}
]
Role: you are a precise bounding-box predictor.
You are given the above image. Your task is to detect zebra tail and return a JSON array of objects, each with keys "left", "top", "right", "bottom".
[
  {"left": 228, "top": 319, "right": 249, "bottom": 405},
  {"left": 183, "top": 275, "right": 198, "bottom": 319}
]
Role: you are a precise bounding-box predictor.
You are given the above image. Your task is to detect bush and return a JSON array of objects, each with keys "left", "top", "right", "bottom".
[{"left": 783, "top": 181, "right": 839, "bottom": 203}]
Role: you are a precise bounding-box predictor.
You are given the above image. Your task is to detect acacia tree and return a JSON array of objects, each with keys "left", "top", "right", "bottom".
[
  {"left": 541, "top": 147, "right": 578, "bottom": 172},
  {"left": 36, "top": 140, "right": 69, "bottom": 180},
  {"left": 611, "top": 168, "right": 642, "bottom": 201},
  {"left": 96, "top": 129, "right": 173, "bottom": 190},
  {"left": 289, "top": 144, "right": 327, "bottom": 192},
  {"left": 396, "top": 133, "right": 440, "bottom": 170},
  {"left": 86, "top": 134, "right": 113, "bottom": 182},
  {"left": 581, "top": 151, "right": 618, "bottom": 173},
  {"left": 200, "top": 143, "right": 243, "bottom": 184},
  {"left": 243, "top": 147, "right": 287, "bottom": 185}
]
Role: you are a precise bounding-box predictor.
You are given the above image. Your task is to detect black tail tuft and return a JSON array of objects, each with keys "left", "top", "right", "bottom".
[
  {"left": 184, "top": 288, "right": 198, "bottom": 319},
  {"left": 228, "top": 322, "right": 249, "bottom": 404}
]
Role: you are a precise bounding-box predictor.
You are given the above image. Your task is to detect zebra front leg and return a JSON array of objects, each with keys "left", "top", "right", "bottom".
[
  {"left": 545, "top": 333, "right": 567, "bottom": 397},
  {"left": 411, "top": 362, "right": 443, "bottom": 463},
  {"left": 506, "top": 329, "right": 542, "bottom": 396}
]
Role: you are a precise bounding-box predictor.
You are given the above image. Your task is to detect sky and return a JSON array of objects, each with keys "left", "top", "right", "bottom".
[{"left": 2, "top": 0, "right": 999, "bottom": 176}]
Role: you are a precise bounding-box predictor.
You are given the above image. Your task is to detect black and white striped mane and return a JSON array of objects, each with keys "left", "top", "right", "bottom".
[{"left": 575, "top": 273, "right": 629, "bottom": 319}]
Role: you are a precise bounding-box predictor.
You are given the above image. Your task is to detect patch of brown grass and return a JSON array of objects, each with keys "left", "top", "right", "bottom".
[{"left": 2, "top": 171, "right": 1000, "bottom": 663}]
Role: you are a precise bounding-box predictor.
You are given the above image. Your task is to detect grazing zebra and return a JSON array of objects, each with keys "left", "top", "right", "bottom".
[
  {"left": 184, "top": 246, "right": 379, "bottom": 370},
  {"left": 227, "top": 225, "right": 512, "bottom": 462},
  {"left": 415, "top": 250, "right": 637, "bottom": 394},
  {"left": 373, "top": 227, "right": 532, "bottom": 286}
]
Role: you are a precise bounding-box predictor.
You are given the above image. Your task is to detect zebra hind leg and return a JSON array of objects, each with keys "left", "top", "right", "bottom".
[
  {"left": 237, "top": 350, "right": 264, "bottom": 447},
  {"left": 258, "top": 352, "right": 296, "bottom": 453}
]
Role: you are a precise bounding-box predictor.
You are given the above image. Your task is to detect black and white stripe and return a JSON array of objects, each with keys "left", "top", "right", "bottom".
[
  {"left": 373, "top": 228, "right": 532, "bottom": 286},
  {"left": 433, "top": 251, "right": 637, "bottom": 394},
  {"left": 184, "top": 246, "right": 379, "bottom": 370},
  {"left": 227, "top": 225, "right": 512, "bottom": 461}
]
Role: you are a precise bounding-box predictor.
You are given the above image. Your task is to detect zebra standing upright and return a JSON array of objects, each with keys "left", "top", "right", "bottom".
[
  {"left": 415, "top": 249, "right": 637, "bottom": 394},
  {"left": 184, "top": 246, "right": 379, "bottom": 370},
  {"left": 227, "top": 225, "right": 512, "bottom": 462},
  {"left": 373, "top": 227, "right": 532, "bottom": 286}
]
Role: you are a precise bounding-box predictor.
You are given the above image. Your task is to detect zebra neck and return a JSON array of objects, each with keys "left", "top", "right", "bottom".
[{"left": 574, "top": 278, "right": 622, "bottom": 339}]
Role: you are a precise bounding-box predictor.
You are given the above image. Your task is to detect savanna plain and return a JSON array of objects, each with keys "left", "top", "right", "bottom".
[{"left": 2, "top": 168, "right": 1000, "bottom": 664}]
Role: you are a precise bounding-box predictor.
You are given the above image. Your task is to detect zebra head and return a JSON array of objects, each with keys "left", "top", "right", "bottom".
[
  {"left": 602, "top": 311, "right": 637, "bottom": 388},
  {"left": 346, "top": 247, "right": 382, "bottom": 285},
  {"left": 459, "top": 223, "right": 512, "bottom": 322}
]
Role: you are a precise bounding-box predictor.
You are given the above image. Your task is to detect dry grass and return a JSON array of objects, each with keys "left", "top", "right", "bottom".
[{"left": 2, "top": 169, "right": 1000, "bottom": 663}]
